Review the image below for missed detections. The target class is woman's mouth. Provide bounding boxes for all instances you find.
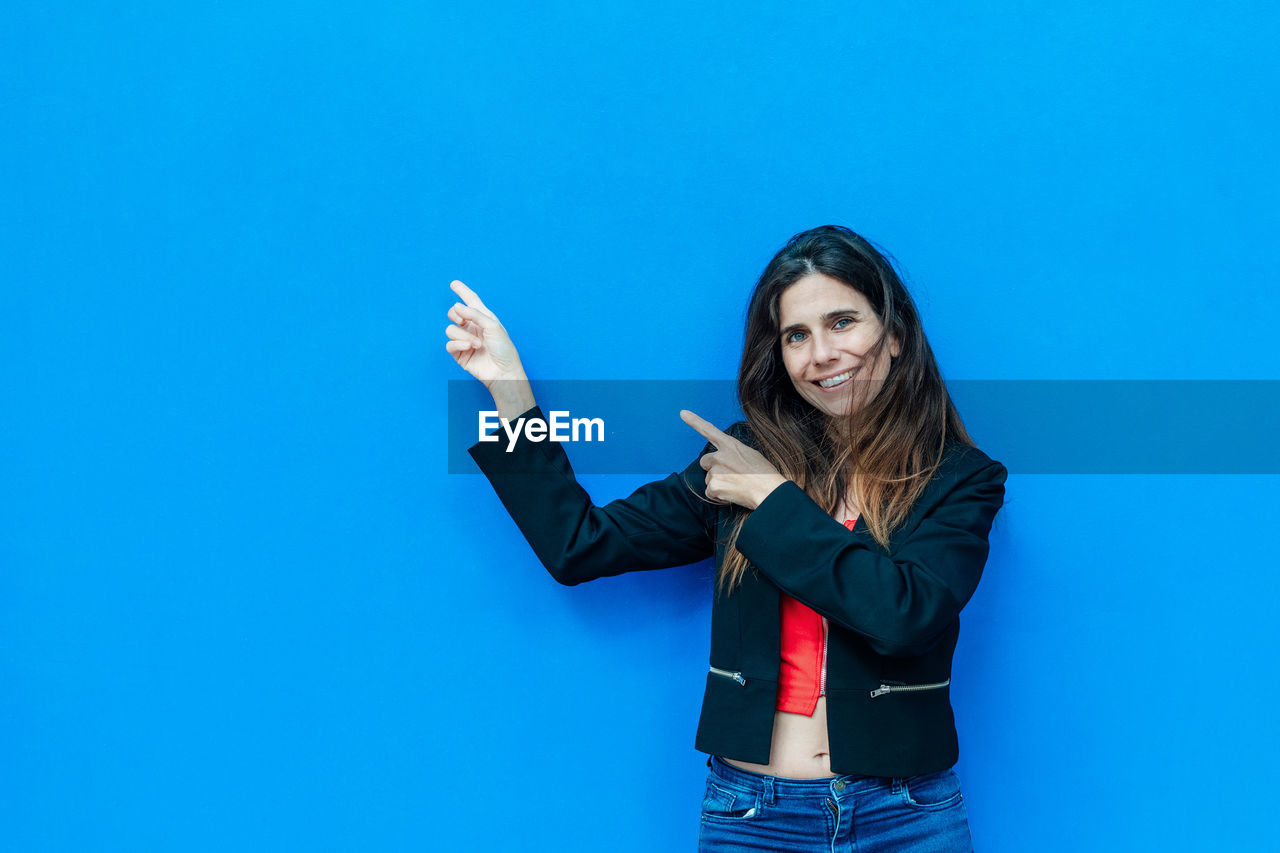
[813,368,856,391]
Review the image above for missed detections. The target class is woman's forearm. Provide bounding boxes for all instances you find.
[467,407,717,585]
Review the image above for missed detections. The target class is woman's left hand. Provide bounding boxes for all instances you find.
[680,410,790,510]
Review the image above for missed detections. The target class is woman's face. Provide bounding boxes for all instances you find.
[777,273,900,417]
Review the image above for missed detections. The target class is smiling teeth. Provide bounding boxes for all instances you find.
[817,369,855,388]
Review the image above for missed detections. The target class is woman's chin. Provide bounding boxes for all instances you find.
[804,391,855,418]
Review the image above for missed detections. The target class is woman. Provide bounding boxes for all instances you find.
[446,225,1007,851]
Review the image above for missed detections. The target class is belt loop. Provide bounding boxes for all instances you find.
[706,755,713,769]
[762,774,775,806]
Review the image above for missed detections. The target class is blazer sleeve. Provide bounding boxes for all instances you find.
[734,452,1008,657]
[467,405,717,586]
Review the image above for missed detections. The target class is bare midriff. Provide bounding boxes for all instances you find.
[723,501,859,780]
[723,698,837,778]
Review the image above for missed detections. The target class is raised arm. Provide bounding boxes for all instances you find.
[447,281,716,585]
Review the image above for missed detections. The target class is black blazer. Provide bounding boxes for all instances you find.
[469,405,1008,777]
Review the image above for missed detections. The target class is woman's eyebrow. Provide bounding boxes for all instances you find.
[780,308,861,337]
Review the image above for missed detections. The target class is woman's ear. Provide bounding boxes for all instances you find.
[889,333,901,359]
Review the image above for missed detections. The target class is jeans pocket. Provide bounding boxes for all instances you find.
[701,780,762,821]
[899,768,964,811]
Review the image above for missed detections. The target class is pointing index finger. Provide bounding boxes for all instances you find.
[449,280,494,316]
[680,410,733,449]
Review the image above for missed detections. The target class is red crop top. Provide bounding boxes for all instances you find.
[775,517,857,715]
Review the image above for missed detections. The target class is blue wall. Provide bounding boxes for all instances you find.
[5,2,1279,850]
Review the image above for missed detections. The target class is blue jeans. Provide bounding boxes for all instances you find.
[697,755,974,852]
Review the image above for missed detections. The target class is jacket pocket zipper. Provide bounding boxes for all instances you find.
[709,665,746,686]
[869,678,950,698]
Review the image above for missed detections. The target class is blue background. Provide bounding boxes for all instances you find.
[5,1,1280,850]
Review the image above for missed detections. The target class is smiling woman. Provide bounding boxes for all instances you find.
[777,273,901,417]
[446,225,1007,852]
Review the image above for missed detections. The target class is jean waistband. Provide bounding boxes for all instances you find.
[707,755,893,797]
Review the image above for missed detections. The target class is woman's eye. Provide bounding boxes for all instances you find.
[785,332,806,344]
[834,317,854,330]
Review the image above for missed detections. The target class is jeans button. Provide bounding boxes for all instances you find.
[833,780,846,792]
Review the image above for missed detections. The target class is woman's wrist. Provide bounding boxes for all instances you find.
[748,474,790,509]
[488,374,536,420]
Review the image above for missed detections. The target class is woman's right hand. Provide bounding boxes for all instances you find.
[446,280,536,417]
[445,280,527,387]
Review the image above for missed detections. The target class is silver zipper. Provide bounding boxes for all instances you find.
[870,678,950,698]
[819,616,828,696]
[709,665,746,686]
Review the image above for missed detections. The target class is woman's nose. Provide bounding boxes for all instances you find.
[811,334,838,364]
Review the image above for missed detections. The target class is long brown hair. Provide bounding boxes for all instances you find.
[713,225,975,596]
